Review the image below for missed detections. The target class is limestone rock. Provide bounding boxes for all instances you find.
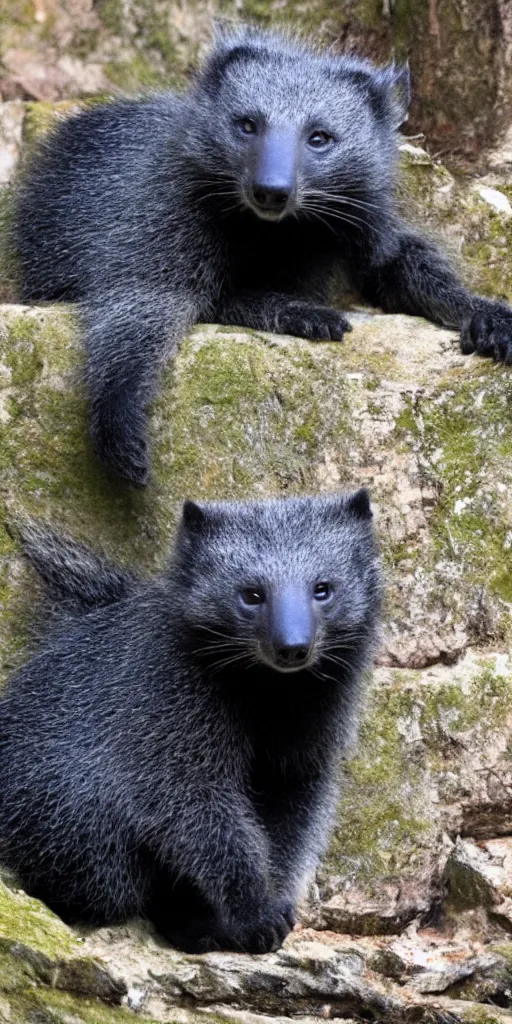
[0,102,24,186]
[5,886,512,1023]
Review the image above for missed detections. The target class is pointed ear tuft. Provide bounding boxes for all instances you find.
[182,500,208,534]
[380,61,411,127]
[346,488,372,520]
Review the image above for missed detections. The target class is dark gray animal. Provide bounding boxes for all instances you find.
[13,26,512,486]
[0,491,380,953]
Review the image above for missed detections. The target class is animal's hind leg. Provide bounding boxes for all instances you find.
[82,288,199,486]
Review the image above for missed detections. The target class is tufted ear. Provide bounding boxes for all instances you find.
[181,500,208,534]
[375,61,411,128]
[345,487,372,521]
[339,57,411,129]
[196,23,267,93]
[322,488,372,524]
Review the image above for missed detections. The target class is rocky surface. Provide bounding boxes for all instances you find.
[6,869,512,1023]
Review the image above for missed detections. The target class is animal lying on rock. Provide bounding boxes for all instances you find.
[13,26,512,486]
[0,491,381,954]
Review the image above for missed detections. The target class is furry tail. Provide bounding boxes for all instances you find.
[8,518,137,610]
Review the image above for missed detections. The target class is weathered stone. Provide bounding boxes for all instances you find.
[442,837,512,939]
[0,873,138,1022]
[316,652,512,932]
[399,143,512,301]
[0,101,24,186]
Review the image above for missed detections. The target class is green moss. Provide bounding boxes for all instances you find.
[0,184,17,303]
[153,329,356,504]
[394,399,419,438]
[422,375,512,614]
[4,987,160,1023]
[22,101,86,147]
[98,0,188,82]
[325,676,429,886]
[105,56,179,91]
[0,881,76,960]
[455,1008,512,1024]
[385,368,512,637]
[96,0,124,36]
[0,940,52,992]
[326,659,512,887]
[461,202,512,300]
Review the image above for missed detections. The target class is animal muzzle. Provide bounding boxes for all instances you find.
[262,585,316,672]
[246,128,298,220]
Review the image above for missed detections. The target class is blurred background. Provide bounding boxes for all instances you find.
[2,0,512,170]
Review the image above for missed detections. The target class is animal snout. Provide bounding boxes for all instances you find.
[275,642,312,668]
[251,184,291,213]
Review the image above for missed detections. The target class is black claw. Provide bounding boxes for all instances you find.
[277,302,350,343]
[461,303,512,364]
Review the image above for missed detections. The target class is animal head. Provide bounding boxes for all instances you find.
[188,25,409,225]
[172,490,381,676]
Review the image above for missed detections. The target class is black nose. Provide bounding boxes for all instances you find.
[276,643,311,667]
[252,185,291,212]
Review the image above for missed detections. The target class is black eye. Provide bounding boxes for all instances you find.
[308,130,333,149]
[241,587,265,606]
[314,582,332,602]
[237,118,258,135]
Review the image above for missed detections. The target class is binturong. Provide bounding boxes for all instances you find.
[13,26,512,487]
[0,490,381,954]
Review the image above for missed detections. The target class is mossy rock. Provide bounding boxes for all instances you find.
[399,145,512,300]
[0,871,154,1021]
[320,651,512,928]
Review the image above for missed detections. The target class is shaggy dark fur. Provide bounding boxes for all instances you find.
[15,25,507,485]
[0,491,380,954]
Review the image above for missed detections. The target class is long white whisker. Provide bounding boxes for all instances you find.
[323,653,353,671]
[303,209,337,234]
[311,666,340,685]
[304,190,382,212]
[302,204,368,232]
[303,202,370,228]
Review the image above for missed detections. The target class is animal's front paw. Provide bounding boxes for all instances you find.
[90,398,149,487]
[461,302,512,364]
[227,900,295,954]
[276,302,352,342]
[163,923,226,954]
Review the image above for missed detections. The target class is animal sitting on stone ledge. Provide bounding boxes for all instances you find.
[14,24,511,486]
[0,491,380,954]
